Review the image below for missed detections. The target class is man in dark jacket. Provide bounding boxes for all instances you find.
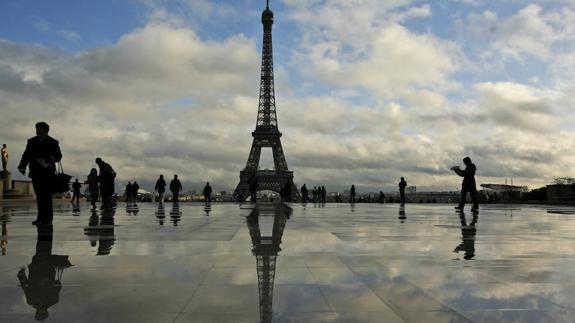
[95,157,116,208]
[170,174,182,203]
[155,175,167,204]
[18,122,62,225]
[203,182,212,204]
[452,156,479,211]
[399,177,407,205]
[71,179,81,204]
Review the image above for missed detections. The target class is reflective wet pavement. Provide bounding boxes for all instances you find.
[2,202,575,322]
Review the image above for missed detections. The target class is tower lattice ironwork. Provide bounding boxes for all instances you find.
[233,0,297,201]
[246,204,291,323]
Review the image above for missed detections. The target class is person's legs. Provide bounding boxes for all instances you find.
[457,189,467,209]
[470,189,478,210]
[400,191,405,205]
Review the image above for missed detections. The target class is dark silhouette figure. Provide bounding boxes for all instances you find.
[203,182,212,204]
[1,143,8,172]
[399,177,407,205]
[18,225,72,321]
[300,184,308,203]
[132,181,139,203]
[312,186,318,203]
[125,182,133,204]
[454,212,478,260]
[249,177,259,203]
[71,179,81,204]
[321,186,327,203]
[85,168,99,209]
[95,157,116,208]
[155,175,167,204]
[18,122,63,225]
[452,157,479,211]
[170,174,182,203]
[350,185,356,203]
[281,181,292,202]
[379,191,385,203]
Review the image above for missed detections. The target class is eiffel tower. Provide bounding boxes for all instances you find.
[246,204,290,323]
[233,0,297,201]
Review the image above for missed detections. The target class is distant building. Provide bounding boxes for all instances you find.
[480,184,528,202]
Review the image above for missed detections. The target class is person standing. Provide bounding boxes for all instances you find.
[452,156,479,211]
[399,177,407,205]
[71,179,81,204]
[300,184,308,203]
[95,158,116,208]
[249,177,259,203]
[18,122,62,225]
[203,182,212,204]
[86,168,99,209]
[125,182,133,204]
[1,144,8,172]
[154,175,167,204]
[321,186,327,203]
[170,174,182,203]
[350,184,356,203]
[132,181,139,203]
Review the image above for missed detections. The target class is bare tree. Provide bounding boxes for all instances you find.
[553,177,575,185]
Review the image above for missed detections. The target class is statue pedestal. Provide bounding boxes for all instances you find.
[0,171,10,191]
[0,171,34,200]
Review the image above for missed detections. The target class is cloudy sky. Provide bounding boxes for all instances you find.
[1,0,574,193]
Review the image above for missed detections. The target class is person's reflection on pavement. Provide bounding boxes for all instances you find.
[170,202,181,226]
[155,203,166,226]
[1,208,9,256]
[97,207,116,255]
[204,204,211,217]
[453,211,478,260]
[17,225,72,321]
[398,205,406,222]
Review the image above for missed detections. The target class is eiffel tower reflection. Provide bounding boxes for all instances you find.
[246,204,291,323]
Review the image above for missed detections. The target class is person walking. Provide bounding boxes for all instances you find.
[452,156,479,211]
[203,182,212,204]
[132,181,139,203]
[399,177,407,205]
[71,179,81,204]
[350,185,356,203]
[170,174,182,203]
[18,122,62,225]
[249,177,259,203]
[125,182,133,204]
[154,175,167,204]
[321,186,326,203]
[300,184,308,203]
[86,168,99,209]
[95,157,116,208]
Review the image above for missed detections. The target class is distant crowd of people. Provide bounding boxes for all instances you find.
[13,121,480,225]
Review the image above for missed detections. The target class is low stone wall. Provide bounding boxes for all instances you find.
[547,184,575,204]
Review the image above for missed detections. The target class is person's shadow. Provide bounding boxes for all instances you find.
[156,203,166,225]
[17,225,72,321]
[453,212,478,260]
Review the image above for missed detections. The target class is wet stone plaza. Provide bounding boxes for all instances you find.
[2,202,575,323]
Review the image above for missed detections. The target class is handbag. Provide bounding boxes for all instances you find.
[52,162,72,193]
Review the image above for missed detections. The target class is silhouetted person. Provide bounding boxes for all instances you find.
[321,186,326,203]
[70,179,81,204]
[350,185,356,203]
[18,225,72,321]
[203,182,212,203]
[398,177,407,205]
[282,181,292,202]
[18,122,62,225]
[452,156,478,211]
[155,174,167,204]
[95,158,116,208]
[300,184,308,203]
[454,212,478,260]
[1,143,8,172]
[125,182,133,204]
[132,181,139,203]
[312,186,318,203]
[85,168,99,209]
[249,177,259,203]
[170,174,182,203]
